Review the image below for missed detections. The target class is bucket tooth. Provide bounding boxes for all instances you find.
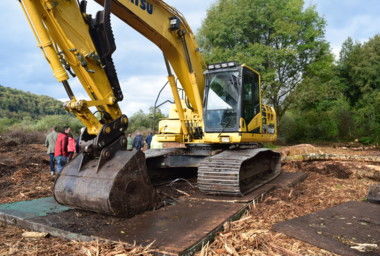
[54,150,156,217]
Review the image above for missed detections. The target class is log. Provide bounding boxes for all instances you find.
[283,153,380,163]
[22,232,49,238]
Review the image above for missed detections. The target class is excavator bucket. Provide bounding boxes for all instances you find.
[54,150,156,217]
[198,149,281,196]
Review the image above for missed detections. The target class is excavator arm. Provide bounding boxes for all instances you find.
[94,0,206,114]
[96,0,208,139]
[19,0,126,136]
[19,0,206,141]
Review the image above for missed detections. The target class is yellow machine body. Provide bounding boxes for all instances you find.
[19,0,280,216]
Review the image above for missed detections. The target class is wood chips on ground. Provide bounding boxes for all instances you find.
[0,138,379,256]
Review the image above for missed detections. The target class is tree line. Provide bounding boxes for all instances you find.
[0,85,81,134]
[0,84,165,136]
[0,85,66,119]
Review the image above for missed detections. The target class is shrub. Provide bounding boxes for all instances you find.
[0,118,17,133]
[31,115,82,134]
[279,110,340,144]
[0,115,83,145]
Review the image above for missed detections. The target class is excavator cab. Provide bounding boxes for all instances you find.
[204,62,261,133]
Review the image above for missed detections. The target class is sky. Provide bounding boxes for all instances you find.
[0,0,379,116]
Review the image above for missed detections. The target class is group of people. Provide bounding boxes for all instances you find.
[127,132,154,151]
[45,129,156,175]
[45,126,78,176]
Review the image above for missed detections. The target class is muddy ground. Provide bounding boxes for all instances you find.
[0,138,379,256]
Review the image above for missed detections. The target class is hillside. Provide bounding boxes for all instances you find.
[0,85,66,119]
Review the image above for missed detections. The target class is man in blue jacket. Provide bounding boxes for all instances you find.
[132,132,144,151]
[145,132,153,149]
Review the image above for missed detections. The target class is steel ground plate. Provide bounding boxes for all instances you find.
[273,201,380,256]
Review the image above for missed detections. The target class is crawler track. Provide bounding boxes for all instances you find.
[197,148,281,196]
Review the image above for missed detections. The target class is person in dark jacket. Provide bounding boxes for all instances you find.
[132,132,144,151]
[145,132,153,149]
[54,126,70,174]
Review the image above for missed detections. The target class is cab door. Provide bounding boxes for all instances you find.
[240,67,261,132]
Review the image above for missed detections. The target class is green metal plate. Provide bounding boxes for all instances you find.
[0,197,70,219]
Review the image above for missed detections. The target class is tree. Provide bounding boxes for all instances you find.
[338,35,380,143]
[336,38,362,105]
[128,107,166,133]
[282,35,380,144]
[338,36,380,106]
[197,0,329,119]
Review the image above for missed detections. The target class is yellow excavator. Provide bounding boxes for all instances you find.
[19,0,280,217]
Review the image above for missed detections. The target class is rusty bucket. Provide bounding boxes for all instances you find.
[54,150,156,217]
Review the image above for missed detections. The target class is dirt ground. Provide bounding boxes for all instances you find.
[0,139,379,256]
[0,141,52,204]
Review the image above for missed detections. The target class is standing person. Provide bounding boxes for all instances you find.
[54,126,70,174]
[67,134,76,160]
[145,132,153,149]
[126,133,133,150]
[45,127,58,176]
[132,132,144,151]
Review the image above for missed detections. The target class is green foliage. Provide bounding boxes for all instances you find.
[0,85,83,135]
[198,0,379,144]
[30,115,82,134]
[280,109,340,144]
[0,118,18,133]
[281,35,380,144]
[337,36,380,144]
[0,84,166,137]
[0,85,66,119]
[353,90,380,144]
[338,36,380,106]
[198,0,329,118]
[0,115,82,135]
[128,107,166,133]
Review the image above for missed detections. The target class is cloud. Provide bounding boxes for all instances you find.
[59,75,173,116]
[305,0,380,58]
[119,75,172,115]
[328,14,380,58]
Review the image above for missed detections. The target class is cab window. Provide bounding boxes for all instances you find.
[205,71,240,131]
